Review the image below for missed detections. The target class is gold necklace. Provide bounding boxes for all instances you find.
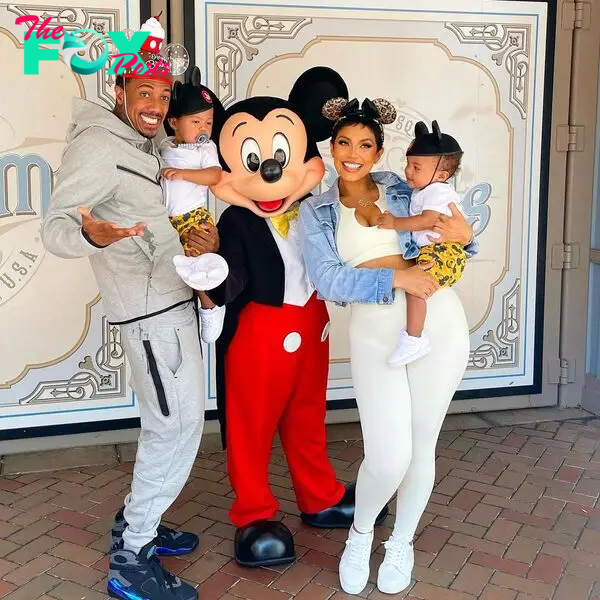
[357,198,377,208]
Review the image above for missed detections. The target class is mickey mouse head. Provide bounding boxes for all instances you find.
[210,67,348,218]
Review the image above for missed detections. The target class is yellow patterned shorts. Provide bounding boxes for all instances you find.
[416,242,467,288]
[169,206,215,254]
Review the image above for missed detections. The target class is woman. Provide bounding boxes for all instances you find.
[298,98,477,595]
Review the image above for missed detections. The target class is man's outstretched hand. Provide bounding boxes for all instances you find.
[78,207,145,247]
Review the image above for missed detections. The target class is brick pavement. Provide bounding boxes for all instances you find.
[1,417,600,599]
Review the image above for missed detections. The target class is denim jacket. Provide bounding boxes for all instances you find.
[298,171,479,306]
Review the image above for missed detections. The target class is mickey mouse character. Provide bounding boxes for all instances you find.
[205,67,387,567]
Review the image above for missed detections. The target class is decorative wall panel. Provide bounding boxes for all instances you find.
[197,0,550,399]
[0,0,144,430]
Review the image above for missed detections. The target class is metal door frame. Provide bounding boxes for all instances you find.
[579,1,600,414]
[558,0,600,409]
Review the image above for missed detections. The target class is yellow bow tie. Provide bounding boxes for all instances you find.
[270,204,300,238]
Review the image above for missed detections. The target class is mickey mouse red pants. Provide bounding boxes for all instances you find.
[225,293,345,528]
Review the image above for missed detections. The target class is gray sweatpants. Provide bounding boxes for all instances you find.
[119,302,205,554]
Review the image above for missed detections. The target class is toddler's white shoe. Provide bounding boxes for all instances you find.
[200,305,226,343]
[387,330,431,367]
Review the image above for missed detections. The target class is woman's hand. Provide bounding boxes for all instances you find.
[184,224,220,256]
[428,203,473,246]
[393,263,439,300]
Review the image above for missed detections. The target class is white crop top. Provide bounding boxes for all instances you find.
[336,184,402,267]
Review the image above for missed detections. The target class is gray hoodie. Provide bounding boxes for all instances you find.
[42,98,192,324]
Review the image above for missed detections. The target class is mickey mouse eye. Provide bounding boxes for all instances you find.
[272,133,290,168]
[241,138,261,173]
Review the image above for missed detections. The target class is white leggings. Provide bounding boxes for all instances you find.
[350,288,469,536]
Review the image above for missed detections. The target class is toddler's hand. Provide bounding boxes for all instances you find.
[377,211,396,230]
[161,168,185,180]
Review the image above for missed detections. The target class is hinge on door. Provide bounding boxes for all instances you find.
[551,242,581,269]
[562,1,592,30]
[548,358,576,385]
[556,125,585,152]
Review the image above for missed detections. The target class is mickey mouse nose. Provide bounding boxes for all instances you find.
[260,159,283,183]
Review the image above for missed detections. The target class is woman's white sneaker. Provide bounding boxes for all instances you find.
[339,527,374,595]
[377,534,414,594]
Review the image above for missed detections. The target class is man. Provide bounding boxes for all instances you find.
[42,17,215,600]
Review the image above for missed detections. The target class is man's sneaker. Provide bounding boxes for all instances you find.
[339,527,374,595]
[387,331,431,367]
[109,508,199,556]
[108,541,197,600]
[377,533,414,594]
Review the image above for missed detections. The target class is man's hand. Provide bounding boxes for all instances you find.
[185,224,220,256]
[78,207,145,247]
[377,211,397,230]
[160,168,185,181]
[428,203,473,245]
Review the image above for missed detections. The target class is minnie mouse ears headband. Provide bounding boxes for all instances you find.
[322,97,397,126]
[406,120,462,156]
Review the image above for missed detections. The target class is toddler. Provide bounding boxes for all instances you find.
[378,120,467,366]
[160,67,228,343]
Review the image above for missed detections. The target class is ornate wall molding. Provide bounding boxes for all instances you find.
[213,14,312,106]
[468,279,520,369]
[445,23,530,119]
[19,317,126,405]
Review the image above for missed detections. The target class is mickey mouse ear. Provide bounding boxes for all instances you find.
[289,66,349,142]
[189,66,202,87]
[171,80,182,103]
[414,121,429,137]
[432,120,443,144]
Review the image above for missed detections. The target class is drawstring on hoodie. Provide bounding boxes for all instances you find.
[123,86,136,132]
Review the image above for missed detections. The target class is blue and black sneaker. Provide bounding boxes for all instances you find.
[109,507,199,556]
[108,541,197,600]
